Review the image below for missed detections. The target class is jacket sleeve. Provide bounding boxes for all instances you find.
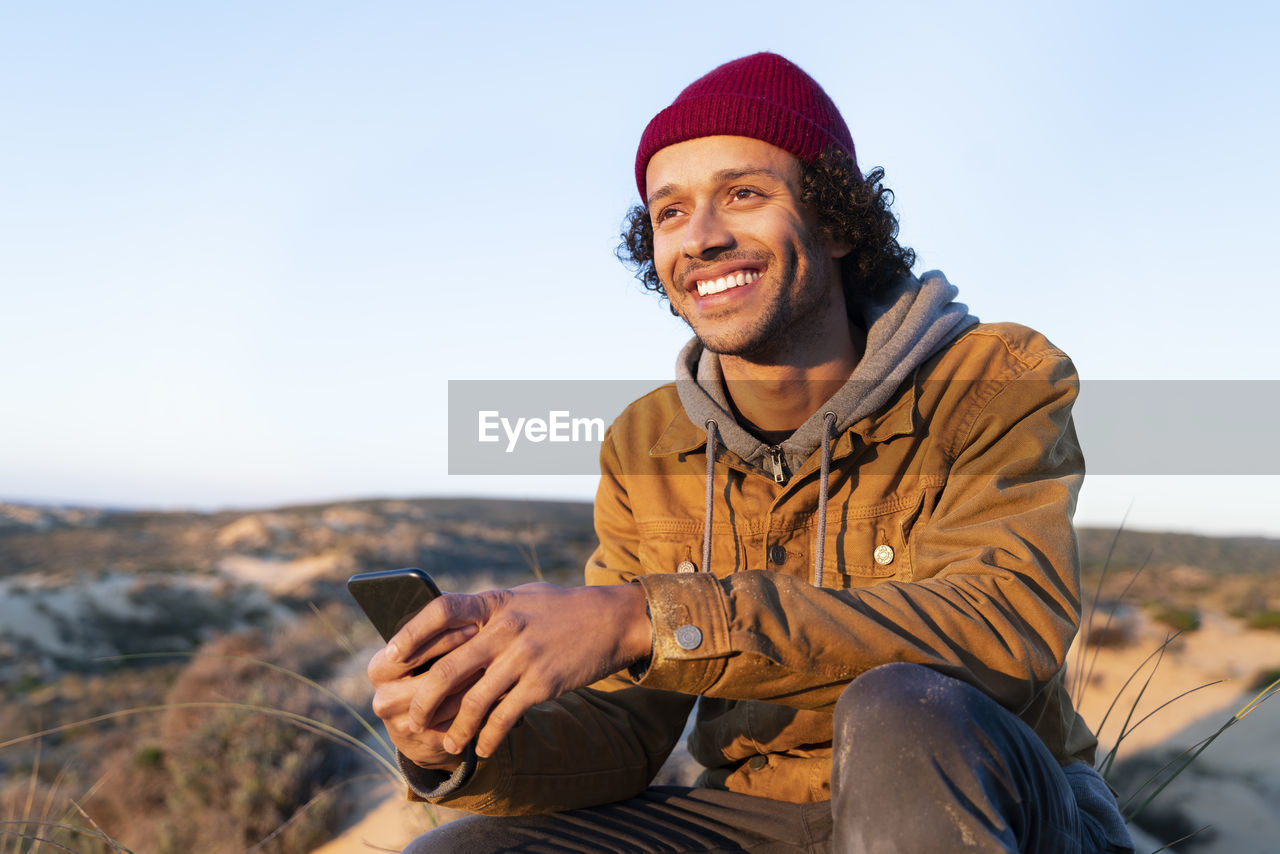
[407,431,697,816]
[633,347,1085,718]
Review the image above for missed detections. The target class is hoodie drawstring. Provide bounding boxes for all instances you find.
[812,411,837,589]
[702,419,719,574]
[700,413,837,588]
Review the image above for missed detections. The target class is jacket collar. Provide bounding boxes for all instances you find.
[650,373,918,459]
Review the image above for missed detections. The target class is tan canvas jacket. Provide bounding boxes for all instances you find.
[419,322,1098,815]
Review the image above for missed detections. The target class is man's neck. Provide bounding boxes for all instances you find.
[720,324,863,433]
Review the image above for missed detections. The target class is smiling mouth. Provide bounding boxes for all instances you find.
[695,270,761,297]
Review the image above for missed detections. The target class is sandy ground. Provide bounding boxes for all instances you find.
[1073,608,1280,757]
[1073,608,1280,854]
[217,552,351,596]
[311,779,464,854]
[312,608,1280,853]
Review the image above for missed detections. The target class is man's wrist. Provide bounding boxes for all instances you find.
[409,754,464,773]
[613,582,653,665]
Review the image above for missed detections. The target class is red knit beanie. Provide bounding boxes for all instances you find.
[635,52,856,201]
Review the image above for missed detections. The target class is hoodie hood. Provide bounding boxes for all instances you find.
[676,270,978,479]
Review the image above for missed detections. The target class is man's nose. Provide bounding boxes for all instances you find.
[682,205,734,258]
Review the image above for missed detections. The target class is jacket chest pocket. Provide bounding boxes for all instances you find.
[637,520,748,577]
[819,491,925,589]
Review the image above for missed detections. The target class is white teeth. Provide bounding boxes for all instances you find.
[696,270,759,297]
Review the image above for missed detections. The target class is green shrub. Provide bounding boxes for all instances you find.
[134,744,164,767]
[1248,667,1280,694]
[1246,611,1280,631]
[12,672,42,694]
[1151,605,1200,632]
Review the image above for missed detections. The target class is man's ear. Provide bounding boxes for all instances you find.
[828,239,853,260]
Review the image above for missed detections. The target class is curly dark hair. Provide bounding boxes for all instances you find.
[617,147,915,317]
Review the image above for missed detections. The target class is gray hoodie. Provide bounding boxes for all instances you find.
[675,269,979,481]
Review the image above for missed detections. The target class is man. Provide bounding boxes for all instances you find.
[369,53,1133,852]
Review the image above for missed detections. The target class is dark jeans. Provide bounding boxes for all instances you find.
[405,663,1114,853]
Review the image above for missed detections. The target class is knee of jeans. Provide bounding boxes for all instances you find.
[402,814,489,853]
[835,663,969,741]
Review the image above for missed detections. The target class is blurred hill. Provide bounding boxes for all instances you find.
[0,497,596,583]
[1077,525,1280,577]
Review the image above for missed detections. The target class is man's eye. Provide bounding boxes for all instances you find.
[731,187,760,201]
[654,207,680,224]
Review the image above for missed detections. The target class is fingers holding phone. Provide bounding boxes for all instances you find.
[350,568,478,770]
[369,665,479,771]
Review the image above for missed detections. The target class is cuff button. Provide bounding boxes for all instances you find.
[675,624,703,650]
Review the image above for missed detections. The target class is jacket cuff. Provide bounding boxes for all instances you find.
[634,572,730,693]
[398,743,477,801]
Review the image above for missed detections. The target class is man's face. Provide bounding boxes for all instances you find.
[645,135,849,363]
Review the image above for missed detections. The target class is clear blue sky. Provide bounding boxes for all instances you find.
[2,2,1277,536]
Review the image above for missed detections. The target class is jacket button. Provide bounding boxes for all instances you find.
[675,624,703,650]
[748,755,768,770]
[676,560,697,573]
[873,544,895,566]
[768,544,787,565]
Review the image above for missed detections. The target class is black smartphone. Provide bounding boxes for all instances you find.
[347,567,443,644]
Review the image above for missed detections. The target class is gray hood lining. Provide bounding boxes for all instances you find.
[676,270,978,479]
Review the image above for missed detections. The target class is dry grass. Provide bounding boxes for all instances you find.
[0,605,415,853]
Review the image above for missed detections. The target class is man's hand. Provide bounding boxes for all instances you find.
[367,623,479,771]
[385,582,651,760]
